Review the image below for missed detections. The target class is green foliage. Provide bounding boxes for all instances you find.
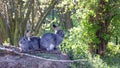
[68,0,120,54]
[60,26,108,68]
[61,34,120,68]
[106,42,120,57]
[69,0,101,45]
[60,26,89,60]
[60,0,120,67]
[101,43,120,68]
[0,0,57,45]
[87,55,109,68]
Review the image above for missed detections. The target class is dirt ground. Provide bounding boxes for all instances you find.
[0,45,71,68]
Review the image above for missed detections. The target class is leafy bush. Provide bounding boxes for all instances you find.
[60,26,120,68]
[106,42,120,57]
[86,55,109,68]
[101,43,120,68]
[60,26,107,68]
[60,26,89,60]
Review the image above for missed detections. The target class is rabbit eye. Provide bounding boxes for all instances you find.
[57,30,64,38]
[23,38,25,40]
[23,38,26,41]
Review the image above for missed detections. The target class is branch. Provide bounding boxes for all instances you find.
[0,46,87,63]
[21,0,33,36]
[34,0,57,35]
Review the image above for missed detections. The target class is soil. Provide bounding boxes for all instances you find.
[0,45,71,68]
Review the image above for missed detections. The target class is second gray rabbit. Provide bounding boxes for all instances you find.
[40,24,65,51]
[19,31,40,52]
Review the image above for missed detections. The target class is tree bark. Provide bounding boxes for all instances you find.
[89,0,112,55]
[59,10,73,29]
[115,36,118,45]
[64,11,73,29]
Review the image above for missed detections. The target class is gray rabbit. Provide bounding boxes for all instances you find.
[19,30,40,52]
[40,24,65,51]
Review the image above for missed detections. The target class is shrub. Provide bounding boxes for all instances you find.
[60,26,120,68]
[60,26,89,60]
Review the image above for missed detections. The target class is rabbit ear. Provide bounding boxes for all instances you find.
[26,22,30,31]
[25,22,31,39]
[25,30,31,40]
[52,24,60,31]
[53,24,57,28]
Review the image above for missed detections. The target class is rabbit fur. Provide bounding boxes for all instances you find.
[19,24,64,52]
[40,25,65,51]
[19,32,40,52]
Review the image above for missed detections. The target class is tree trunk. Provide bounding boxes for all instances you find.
[89,0,112,55]
[115,36,118,45]
[59,10,73,29]
[64,11,73,29]
[96,23,108,55]
[0,29,2,45]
